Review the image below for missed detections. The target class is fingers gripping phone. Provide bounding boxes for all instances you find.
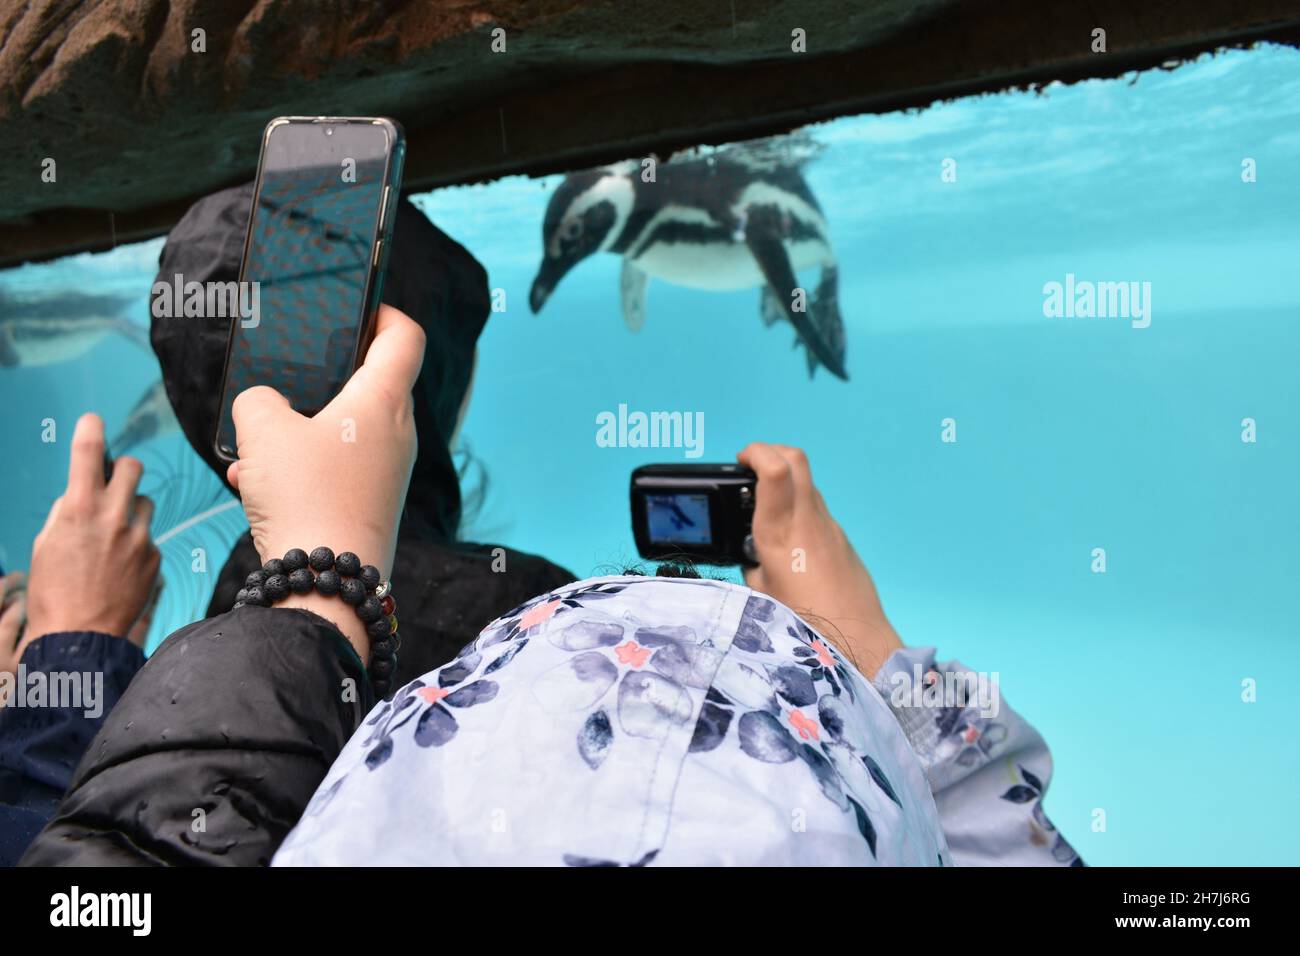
[214,117,405,461]
[631,464,759,566]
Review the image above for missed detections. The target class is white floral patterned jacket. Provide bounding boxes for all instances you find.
[274,575,1081,866]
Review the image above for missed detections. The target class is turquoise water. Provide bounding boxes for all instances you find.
[2,46,1297,866]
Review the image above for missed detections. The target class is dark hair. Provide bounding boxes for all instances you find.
[619,559,727,580]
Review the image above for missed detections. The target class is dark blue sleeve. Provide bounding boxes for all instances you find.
[0,631,144,866]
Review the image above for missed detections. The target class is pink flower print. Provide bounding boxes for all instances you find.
[417,687,450,705]
[614,640,651,668]
[519,599,562,630]
[811,637,835,667]
[789,709,820,741]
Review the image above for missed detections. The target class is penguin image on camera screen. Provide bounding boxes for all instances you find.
[528,134,848,379]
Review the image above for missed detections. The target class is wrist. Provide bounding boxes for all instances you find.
[236,545,399,697]
[20,614,124,652]
[279,592,371,660]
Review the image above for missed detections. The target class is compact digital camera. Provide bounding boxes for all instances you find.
[630,464,758,566]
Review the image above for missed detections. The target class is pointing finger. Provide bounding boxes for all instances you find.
[65,413,106,509]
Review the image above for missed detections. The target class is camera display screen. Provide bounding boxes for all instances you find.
[645,493,713,545]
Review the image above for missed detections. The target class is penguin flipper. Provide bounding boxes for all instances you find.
[620,259,649,332]
[0,324,18,368]
[113,317,152,353]
[744,212,848,380]
[760,287,785,327]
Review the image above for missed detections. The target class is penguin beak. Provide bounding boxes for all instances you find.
[529,257,567,313]
[528,274,551,313]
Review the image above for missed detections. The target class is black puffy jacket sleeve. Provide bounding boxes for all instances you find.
[20,605,373,866]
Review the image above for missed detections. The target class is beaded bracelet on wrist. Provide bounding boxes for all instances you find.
[233,547,400,698]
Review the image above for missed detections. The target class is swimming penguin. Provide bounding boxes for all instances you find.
[0,290,146,368]
[529,134,848,379]
[110,379,180,456]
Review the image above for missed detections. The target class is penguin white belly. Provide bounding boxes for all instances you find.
[631,237,832,291]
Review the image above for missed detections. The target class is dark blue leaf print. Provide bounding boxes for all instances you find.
[818,694,848,744]
[444,679,499,708]
[822,667,841,697]
[481,626,516,648]
[563,583,626,603]
[484,639,528,674]
[735,596,775,653]
[689,702,734,753]
[439,653,481,687]
[767,664,818,707]
[799,743,847,810]
[304,778,343,817]
[791,645,815,658]
[847,795,877,857]
[979,723,1008,753]
[936,706,962,739]
[862,754,902,807]
[715,660,779,713]
[737,710,798,763]
[533,651,618,712]
[633,625,695,646]
[549,619,624,650]
[1001,784,1038,803]
[365,736,393,769]
[414,703,458,747]
[734,626,773,653]
[705,686,732,707]
[651,641,723,689]
[364,687,423,744]
[365,679,424,726]
[1051,833,1078,864]
[743,594,776,622]
[1019,765,1044,794]
[562,848,657,867]
[578,709,614,769]
[787,621,819,648]
[834,664,856,702]
[365,701,391,727]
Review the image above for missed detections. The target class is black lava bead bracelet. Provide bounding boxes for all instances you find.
[234,547,400,698]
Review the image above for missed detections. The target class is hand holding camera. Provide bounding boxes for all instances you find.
[632,443,902,678]
[735,442,901,677]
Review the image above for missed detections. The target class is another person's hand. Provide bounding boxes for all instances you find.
[23,414,160,650]
[1,572,28,704]
[226,305,425,655]
[736,442,902,677]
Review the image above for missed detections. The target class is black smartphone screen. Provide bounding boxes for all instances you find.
[215,119,397,458]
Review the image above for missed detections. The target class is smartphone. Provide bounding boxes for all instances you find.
[214,116,405,461]
[631,464,758,566]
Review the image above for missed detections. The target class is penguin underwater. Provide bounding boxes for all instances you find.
[529,135,848,379]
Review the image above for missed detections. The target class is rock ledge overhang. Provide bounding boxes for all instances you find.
[1,0,1298,267]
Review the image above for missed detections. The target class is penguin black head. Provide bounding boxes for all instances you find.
[530,166,634,312]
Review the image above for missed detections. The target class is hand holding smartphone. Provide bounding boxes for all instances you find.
[215,117,405,461]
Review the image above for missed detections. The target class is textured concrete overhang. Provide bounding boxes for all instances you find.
[2,0,1299,267]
